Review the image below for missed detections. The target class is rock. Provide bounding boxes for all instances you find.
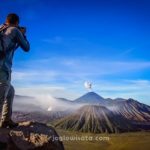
[0,121,64,150]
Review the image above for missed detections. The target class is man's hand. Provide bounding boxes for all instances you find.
[19,27,26,34]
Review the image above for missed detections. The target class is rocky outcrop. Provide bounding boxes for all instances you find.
[0,121,64,150]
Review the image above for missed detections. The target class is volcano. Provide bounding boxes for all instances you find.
[54,105,137,133]
[54,93,150,133]
[74,92,107,105]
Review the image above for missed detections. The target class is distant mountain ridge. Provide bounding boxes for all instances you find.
[54,92,150,133]
[15,95,35,99]
[108,98,150,122]
[13,92,150,133]
[56,92,143,105]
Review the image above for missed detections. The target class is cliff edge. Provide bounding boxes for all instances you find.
[0,121,64,150]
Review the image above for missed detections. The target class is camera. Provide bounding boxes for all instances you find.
[18,26,26,30]
[18,26,26,34]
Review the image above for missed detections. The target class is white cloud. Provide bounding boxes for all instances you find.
[14,57,150,76]
[118,48,135,57]
[94,79,150,104]
[63,60,150,75]
[12,70,59,83]
[11,57,150,105]
[42,36,63,44]
[13,78,150,105]
[15,85,79,100]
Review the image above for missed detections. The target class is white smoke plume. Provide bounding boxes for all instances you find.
[14,94,82,113]
[84,81,92,91]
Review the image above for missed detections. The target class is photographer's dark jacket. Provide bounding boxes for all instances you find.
[0,25,30,72]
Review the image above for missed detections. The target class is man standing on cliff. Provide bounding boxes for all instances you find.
[0,13,30,128]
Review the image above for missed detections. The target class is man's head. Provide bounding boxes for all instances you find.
[6,13,19,26]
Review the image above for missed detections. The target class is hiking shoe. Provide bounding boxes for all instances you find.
[0,119,18,128]
[0,121,9,128]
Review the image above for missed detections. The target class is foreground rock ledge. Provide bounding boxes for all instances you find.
[0,121,64,150]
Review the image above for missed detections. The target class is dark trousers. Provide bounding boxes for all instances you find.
[0,70,15,123]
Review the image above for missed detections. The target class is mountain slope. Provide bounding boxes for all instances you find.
[54,105,136,133]
[108,99,150,123]
[13,110,70,123]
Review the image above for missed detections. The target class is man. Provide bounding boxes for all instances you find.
[0,13,30,128]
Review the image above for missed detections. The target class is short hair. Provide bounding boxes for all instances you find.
[6,13,19,24]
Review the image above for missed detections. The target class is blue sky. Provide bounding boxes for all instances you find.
[0,0,150,104]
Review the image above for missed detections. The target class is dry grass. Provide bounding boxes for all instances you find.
[56,130,150,150]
